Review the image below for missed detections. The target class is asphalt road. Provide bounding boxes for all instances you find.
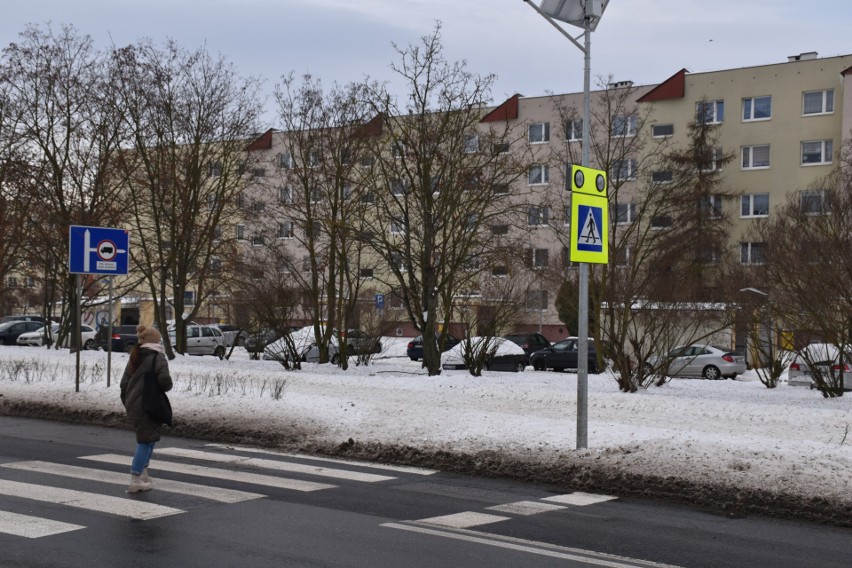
[0,417,850,567]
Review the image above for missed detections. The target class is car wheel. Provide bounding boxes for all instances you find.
[410,357,418,362]
[515,361,525,372]
[532,360,545,371]
[589,361,598,374]
[702,365,721,380]
[84,339,94,350]
[214,346,225,360]
[331,353,341,365]
[553,367,564,372]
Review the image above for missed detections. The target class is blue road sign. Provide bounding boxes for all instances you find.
[68,225,130,275]
[375,293,385,310]
[576,204,604,253]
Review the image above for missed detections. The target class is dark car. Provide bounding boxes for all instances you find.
[94,325,139,352]
[503,332,552,365]
[530,337,603,373]
[340,329,382,355]
[407,333,461,361]
[0,320,44,345]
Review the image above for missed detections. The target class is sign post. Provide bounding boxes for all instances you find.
[68,226,130,391]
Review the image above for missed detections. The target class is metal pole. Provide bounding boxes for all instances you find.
[576,16,592,450]
[75,274,81,393]
[107,277,113,387]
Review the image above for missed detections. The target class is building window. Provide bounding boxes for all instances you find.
[614,246,631,266]
[251,235,265,246]
[279,186,293,204]
[742,144,770,169]
[236,225,245,240]
[650,215,672,229]
[651,123,674,138]
[700,194,723,219]
[800,190,827,215]
[208,161,222,177]
[390,178,406,196]
[278,152,293,169]
[390,218,406,235]
[532,248,549,269]
[565,118,583,141]
[390,251,405,273]
[697,247,720,265]
[464,213,479,232]
[615,202,636,224]
[528,122,550,144]
[463,133,479,154]
[803,89,834,115]
[528,164,549,185]
[278,221,295,239]
[562,247,577,270]
[391,141,407,158]
[307,151,320,168]
[526,289,548,311]
[699,147,722,172]
[741,193,770,217]
[528,206,550,227]
[359,268,374,278]
[6,276,17,288]
[741,242,767,265]
[491,224,509,235]
[492,142,510,155]
[492,266,508,277]
[611,114,637,137]
[742,96,772,121]
[651,170,673,183]
[251,168,266,178]
[801,140,833,165]
[493,183,509,195]
[612,159,637,181]
[696,100,724,124]
[207,194,219,210]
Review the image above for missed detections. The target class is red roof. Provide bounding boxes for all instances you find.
[637,69,687,103]
[481,94,521,122]
[246,129,274,151]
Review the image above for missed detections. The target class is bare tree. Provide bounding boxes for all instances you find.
[359,23,525,376]
[268,74,376,368]
[109,39,263,357]
[1,23,128,347]
[756,159,852,397]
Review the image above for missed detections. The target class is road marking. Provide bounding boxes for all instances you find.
[416,511,509,529]
[2,461,264,504]
[486,500,567,516]
[80,454,335,492]
[205,443,437,475]
[156,447,396,483]
[543,492,618,506]
[0,479,182,520]
[383,522,684,567]
[0,510,84,538]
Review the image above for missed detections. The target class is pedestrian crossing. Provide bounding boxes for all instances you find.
[0,443,618,541]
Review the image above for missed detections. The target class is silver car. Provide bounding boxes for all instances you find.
[788,343,852,387]
[169,324,226,359]
[648,344,746,380]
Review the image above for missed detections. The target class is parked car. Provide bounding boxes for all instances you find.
[211,324,244,348]
[646,344,746,380]
[169,324,226,359]
[263,326,320,362]
[442,337,527,372]
[16,323,96,349]
[788,343,852,388]
[245,329,283,353]
[530,337,603,373]
[503,332,551,365]
[406,333,461,361]
[340,328,382,355]
[94,324,140,352]
[1,315,48,324]
[0,320,45,345]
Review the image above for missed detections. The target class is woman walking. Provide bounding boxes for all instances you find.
[120,324,172,493]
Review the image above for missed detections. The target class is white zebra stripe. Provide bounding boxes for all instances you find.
[0,510,84,538]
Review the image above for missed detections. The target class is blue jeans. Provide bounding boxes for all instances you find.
[131,441,156,475]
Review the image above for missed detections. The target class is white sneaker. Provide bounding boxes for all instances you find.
[140,468,153,484]
[127,474,152,493]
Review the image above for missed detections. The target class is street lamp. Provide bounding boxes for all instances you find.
[523,0,610,449]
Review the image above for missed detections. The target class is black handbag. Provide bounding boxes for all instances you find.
[141,355,172,426]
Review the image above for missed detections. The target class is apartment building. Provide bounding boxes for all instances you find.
[223,51,852,341]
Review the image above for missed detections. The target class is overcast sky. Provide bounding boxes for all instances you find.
[3,0,852,124]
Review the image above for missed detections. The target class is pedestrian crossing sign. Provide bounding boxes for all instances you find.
[570,191,609,264]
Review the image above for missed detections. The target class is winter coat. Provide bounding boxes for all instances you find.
[120,347,173,443]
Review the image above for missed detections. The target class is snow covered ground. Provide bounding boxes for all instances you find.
[1,338,850,523]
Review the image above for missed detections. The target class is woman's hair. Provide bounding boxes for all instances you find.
[128,343,142,373]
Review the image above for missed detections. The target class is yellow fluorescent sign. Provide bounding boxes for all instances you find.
[570,192,609,264]
[570,165,608,197]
